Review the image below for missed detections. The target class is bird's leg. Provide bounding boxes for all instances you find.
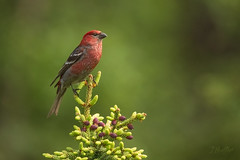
[71,84,79,97]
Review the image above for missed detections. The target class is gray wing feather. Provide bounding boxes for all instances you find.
[50,46,85,86]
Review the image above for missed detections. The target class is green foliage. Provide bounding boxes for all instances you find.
[43,72,147,160]
[2,1,240,159]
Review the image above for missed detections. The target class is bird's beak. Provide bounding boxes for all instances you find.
[99,32,107,39]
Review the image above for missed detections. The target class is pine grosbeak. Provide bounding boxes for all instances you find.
[48,30,107,117]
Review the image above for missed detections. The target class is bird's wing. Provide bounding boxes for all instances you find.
[50,46,86,86]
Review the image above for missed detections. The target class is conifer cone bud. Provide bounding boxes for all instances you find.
[81,127,87,132]
[111,120,117,125]
[119,116,126,121]
[109,133,117,138]
[90,125,98,130]
[93,118,99,124]
[83,121,90,126]
[127,124,134,130]
[126,135,133,140]
[98,132,105,137]
[98,122,105,127]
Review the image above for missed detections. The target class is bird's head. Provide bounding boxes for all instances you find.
[80,30,107,46]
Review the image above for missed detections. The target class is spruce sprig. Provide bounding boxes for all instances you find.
[43,71,147,160]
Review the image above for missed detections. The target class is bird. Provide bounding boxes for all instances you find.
[48,30,107,117]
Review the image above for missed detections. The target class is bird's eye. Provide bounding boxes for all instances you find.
[93,33,98,36]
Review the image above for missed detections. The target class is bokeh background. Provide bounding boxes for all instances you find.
[1,0,240,159]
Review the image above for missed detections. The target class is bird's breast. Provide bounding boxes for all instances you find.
[70,45,102,75]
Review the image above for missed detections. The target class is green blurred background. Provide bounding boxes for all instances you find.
[1,0,240,159]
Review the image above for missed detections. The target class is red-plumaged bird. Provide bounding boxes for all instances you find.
[48,30,107,117]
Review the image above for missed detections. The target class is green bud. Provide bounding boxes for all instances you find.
[104,128,110,135]
[121,155,126,160]
[42,153,53,158]
[125,132,132,136]
[82,147,89,152]
[140,154,147,158]
[140,116,146,120]
[66,147,73,152]
[136,113,146,120]
[75,116,80,121]
[110,112,115,118]
[111,141,115,148]
[132,152,138,157]
[80,114,86,122]
[124,148,133,153]
[123,126,128,130]
[67,152,74,157]
[98,116,104,121]
[62,150,67,154]
[138,149,144,153]
[69,131,74,136]
[119,142,124,149]
[53,151,62,156]
[101,139,110,145]
[115,150,121,155]
[116,137,122,141]
[95,71,101,85]
[75,106,81,115]
[81,137,90,145]
[106,145,112,150]
[73,125,80,130]
[126,154,132,158]
[81,152,86,156]
[106,120,112,126]
[116,129,124,136]
[106,150,112,155]
[82,158,88,160]
[131,147,137,151]
[114,105,118,109]
[79,142,83,150]
[75,157,81,160]
[89,149,94,155]
[131,112,137,119]
[74,95,85,106]
[92,113,100,118]
[136,113,143,119]
[106,116,114,121]
[76,136,82,140]
[72,130,81,136]
[59,154,67,159]
[90,95,98,106]
[110,107,116,112]
[95,141,101,145]
[87,115,92,121]
[134,155,141,160]
[77,81,86,90]
[96,126,103,132]
[73,151,78,155]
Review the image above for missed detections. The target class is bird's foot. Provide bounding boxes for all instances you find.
[71,84,80,97]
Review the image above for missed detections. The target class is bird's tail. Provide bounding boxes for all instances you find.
[48,85,67,118]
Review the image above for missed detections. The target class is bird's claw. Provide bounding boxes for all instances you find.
[73,89,80,97]
[71,84,80,97]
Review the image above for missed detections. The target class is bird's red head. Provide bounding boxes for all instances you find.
[80,30,107,46]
